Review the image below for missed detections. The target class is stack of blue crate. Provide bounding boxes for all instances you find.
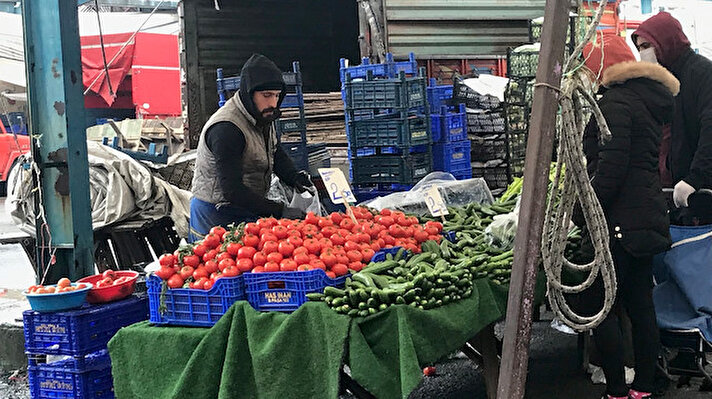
[23,295,148,399]
[340,53,433,202]
[427,79,472,180]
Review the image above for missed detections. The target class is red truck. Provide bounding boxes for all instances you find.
[0,122,30,194]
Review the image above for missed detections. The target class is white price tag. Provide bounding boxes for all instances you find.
[424,186,449,217]
[318,168,357,204]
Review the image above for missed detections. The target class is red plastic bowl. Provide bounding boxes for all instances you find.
[78,271,139,304]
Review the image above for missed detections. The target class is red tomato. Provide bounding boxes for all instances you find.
[218,258,235,271]
[294,253,311,265]
[154,266,175,280]
[222,265,239,277]
[297,265,312,271]
[344,241,360,252]
[346,250,363,263]
[287,235,303,247]
[159,254,176,267]
[252,252,267,267]
[403,226,415,238]
[203,249,218,263]
[242,234,260,248]
[304,212,319,225]
[194,277,209,290]
[210,272,221,280]
[236,258,253,272]
[280,259,298,272]
[264,262,280,272]
[183,255,200,268]
[193,266,209,279]
[96,277,114,288]
[377,215,395,227]
[396,214,410,226]
[272,225,289,240]
[260,232,279,244]
[192,244,207,259]
[425,226,439,236]
[217,252,233,262]
[210,226,227,240]
[278,241,295,257]
[259,228,271,237]
[380,208,392,216]
[303,238,321,255]
[320,252,337,267]
[329,233,346,245]
[252,266,266,273]
[302,224,319,236]
[293,246,309,256]
[329,212,343,225]
[318,238,333,250]
[426,221,444,233]
[318,218,334,229]
[340,218,355,230]
[102,270,116,281]
[179,266,194,280]
[348,262,364,272]
[332,264,349,276]
[262,240,279,254]
[278,219,292,227]
[414,229,429,243]
[320,226,338,238]
[203,280,214,290]
[325,271,337,279]
[167,274,184,289]
[203,234,221,249]
[337,254,350,265]
[310,259,326,270]
[226,242,242,257]
[266,252,283,264]
[238,246,257,260]
[370,242,381,252]
[245,222,260,235]
[361,248,375,262]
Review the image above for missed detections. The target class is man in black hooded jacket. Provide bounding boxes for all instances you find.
[189,54,312,241]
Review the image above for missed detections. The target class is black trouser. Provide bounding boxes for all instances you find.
[584,241,660,397]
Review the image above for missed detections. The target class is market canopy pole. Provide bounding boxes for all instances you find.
[496,0,571,397]
[22,0,94,283]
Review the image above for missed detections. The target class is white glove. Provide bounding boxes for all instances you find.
[673,180,696,208]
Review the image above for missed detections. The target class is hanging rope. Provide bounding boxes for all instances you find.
[540,0,618,331]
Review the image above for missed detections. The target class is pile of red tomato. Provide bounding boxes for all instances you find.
[153,207,443,290]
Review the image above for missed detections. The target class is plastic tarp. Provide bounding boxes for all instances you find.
[81,33,135,107]
[361,172,494,216]
[5,141,191,237]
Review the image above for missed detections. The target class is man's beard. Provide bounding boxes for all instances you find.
[259,107,281,123]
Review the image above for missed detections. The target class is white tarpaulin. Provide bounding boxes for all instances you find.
[5,141,191,237]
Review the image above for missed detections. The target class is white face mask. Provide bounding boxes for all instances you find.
[640,47,658,64]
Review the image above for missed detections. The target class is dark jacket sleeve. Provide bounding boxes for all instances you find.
[273,143,300,187]
[686,73,712,189]
[590,99,633,209]
[206,122,284,217]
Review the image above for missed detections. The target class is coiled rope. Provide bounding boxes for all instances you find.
[540,0,618,331]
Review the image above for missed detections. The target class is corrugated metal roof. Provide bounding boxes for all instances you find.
[384,0,546,58]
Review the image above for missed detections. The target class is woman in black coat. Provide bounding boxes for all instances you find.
[578,34,679,399]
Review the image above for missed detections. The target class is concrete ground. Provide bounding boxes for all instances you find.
[0,198,710,398]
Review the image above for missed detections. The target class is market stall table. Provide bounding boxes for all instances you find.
[108,279,508,399]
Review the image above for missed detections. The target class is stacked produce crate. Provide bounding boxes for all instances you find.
[452,77,508,194]
[427,79,471,179]
[23,296,148,398]
[340,54,432,200]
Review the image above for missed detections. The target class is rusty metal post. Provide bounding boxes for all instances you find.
[496,0,571,397]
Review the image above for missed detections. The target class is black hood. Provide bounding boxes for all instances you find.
[238,54,286,125]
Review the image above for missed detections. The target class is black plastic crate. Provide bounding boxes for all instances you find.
[471,134,508,162]
[351,152,432,185]
[504,78,535,106]
[468,111,506,135]
[472,161,510,190]
[348,113,430,148]
[508,46,540,78]
[508,130,528,161]
[505,104,530,132]
[452,80,501,110]
[343,72,427,110]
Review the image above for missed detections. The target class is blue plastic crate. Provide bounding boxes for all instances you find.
[23,295,148,357]
[427,79,454,112]
[348,113,430,148]
[431,104,467,143]
[27,349,111,373]
[353,183,412,202]
[351,152,432,186]
[433,140,471,175]
[343,74,427,110]
[245,269,347,312]
[28,350,113,399]
[353,144,429,158]
[147,274,245,327]
[339,53,417,83]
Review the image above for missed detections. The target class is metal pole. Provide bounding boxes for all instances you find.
[496,0,570,398]
[23,0,94,283]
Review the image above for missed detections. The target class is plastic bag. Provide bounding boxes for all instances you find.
[484,198,521,250]
[361,172,494,215]
[289,191,323,215]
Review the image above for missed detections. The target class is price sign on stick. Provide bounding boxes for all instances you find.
[424,186,449,219]
[318,168,359,223]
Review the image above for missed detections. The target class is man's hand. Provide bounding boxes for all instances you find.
[294,170,316,195]
[673,180,696,208]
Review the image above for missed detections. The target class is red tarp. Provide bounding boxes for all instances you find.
[81,33,135,107]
